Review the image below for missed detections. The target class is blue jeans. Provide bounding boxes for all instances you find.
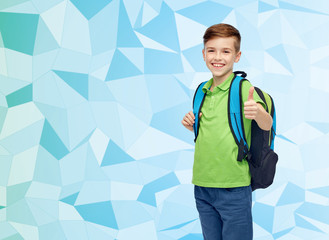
[194,185,253,240]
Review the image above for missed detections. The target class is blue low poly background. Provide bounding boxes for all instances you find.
[1,0,329,239]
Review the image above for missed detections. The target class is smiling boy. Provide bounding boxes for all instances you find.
[181,24,273,240]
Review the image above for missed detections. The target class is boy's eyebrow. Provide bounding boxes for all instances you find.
[205,46,233,50]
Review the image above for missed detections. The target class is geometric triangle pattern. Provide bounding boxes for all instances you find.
[101,140,135,166]
[53,70,89,99]
[1,0,329,239]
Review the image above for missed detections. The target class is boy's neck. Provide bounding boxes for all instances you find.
[212,71,233,89]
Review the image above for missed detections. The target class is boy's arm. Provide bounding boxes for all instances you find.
[244,87,273,131]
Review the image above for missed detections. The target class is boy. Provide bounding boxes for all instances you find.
[181,23,273,240]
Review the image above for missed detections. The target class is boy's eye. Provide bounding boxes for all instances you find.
[208,50,214,52]
[224,50,230,53]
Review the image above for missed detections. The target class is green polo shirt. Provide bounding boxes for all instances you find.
[192,73,264,188]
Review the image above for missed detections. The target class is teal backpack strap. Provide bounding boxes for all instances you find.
[228,71,249,161]
[269,96,276,150]
[192,81,207,142]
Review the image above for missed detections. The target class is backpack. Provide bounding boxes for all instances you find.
[192,71,278,191]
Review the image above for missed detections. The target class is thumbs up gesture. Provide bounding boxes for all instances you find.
[244,86,259,120]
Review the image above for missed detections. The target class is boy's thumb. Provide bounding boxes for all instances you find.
[248,86,254,101]
[199,112,202,118]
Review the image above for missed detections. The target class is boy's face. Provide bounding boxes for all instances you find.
[202,37,241,81]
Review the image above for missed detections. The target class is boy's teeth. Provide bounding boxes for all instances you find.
[213,64,222,67]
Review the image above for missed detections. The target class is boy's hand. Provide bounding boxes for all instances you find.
[182,111,202,132]
[244,87,259,120]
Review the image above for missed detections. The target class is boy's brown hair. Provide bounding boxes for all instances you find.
[203,23,241,52]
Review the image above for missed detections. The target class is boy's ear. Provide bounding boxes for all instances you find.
[202,48,205,61]
[234,51,241,63]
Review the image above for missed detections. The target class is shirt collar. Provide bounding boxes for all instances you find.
[202,73,235,93]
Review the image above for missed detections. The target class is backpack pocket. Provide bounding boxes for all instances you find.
[250,148,278,191]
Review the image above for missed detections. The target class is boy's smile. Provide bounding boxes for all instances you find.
[212,63,225,68]
[202,37,241,86]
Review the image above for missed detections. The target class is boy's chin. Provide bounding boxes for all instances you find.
[212,70,229,77]
[211,70,233,79]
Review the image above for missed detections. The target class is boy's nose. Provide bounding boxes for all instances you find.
[214,52,222,60]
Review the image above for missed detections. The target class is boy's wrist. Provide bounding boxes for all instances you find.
[255,104,272,131]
